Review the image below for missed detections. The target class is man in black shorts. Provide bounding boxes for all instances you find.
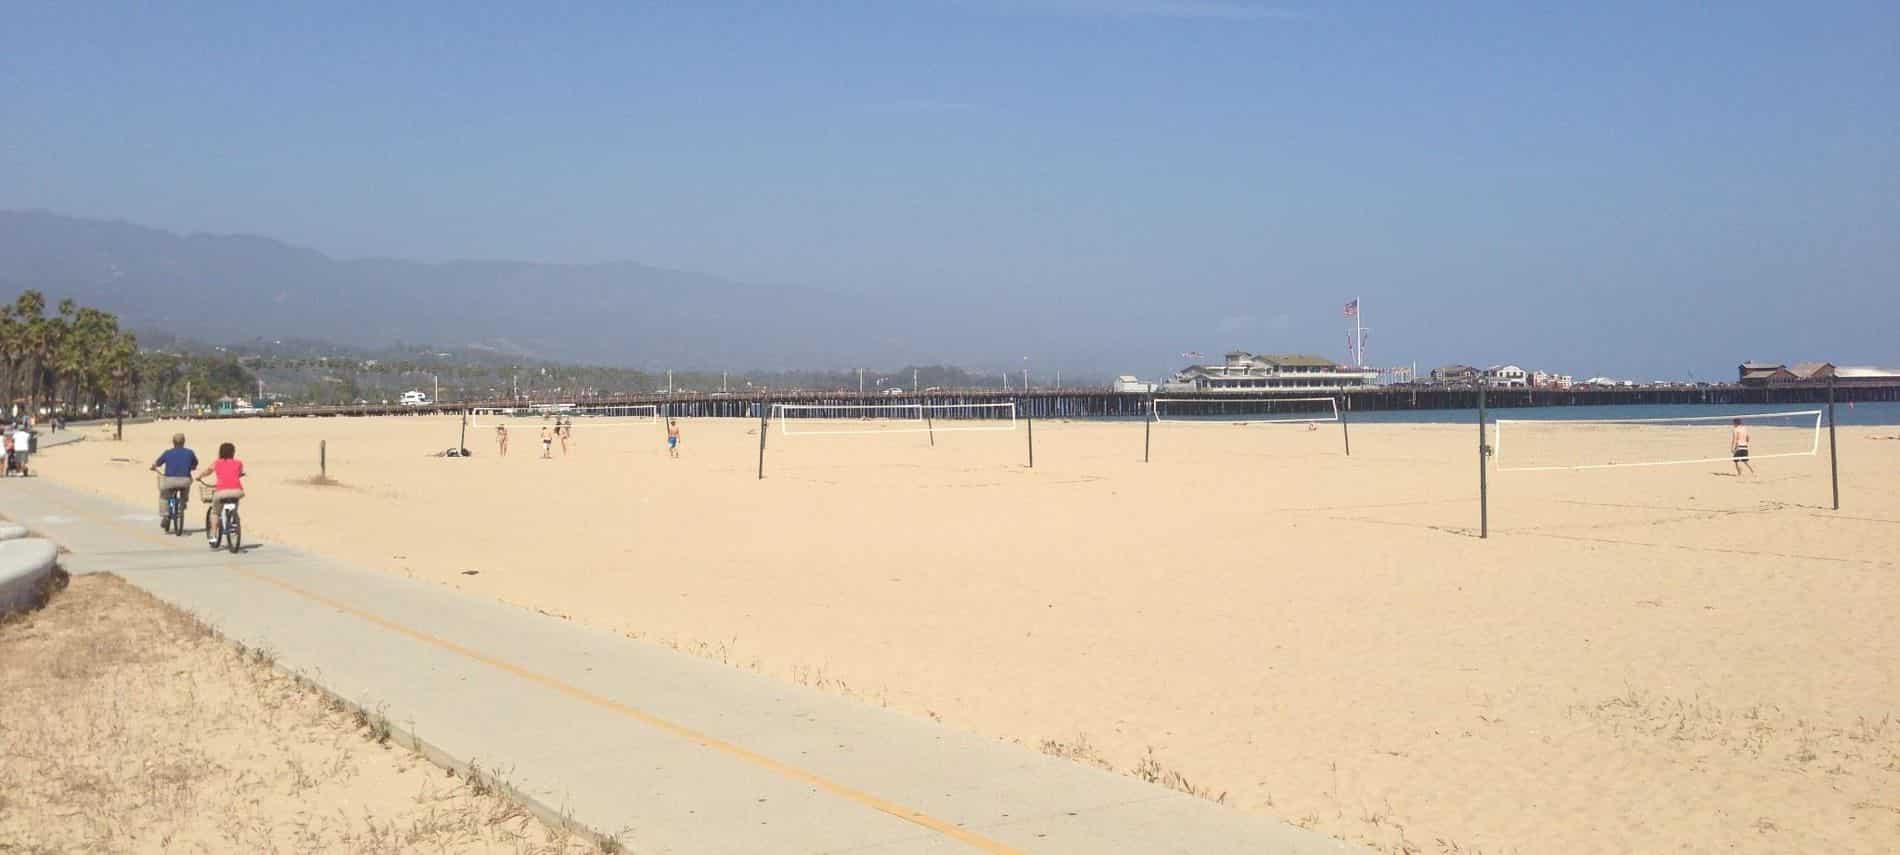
[1730,418,1755,476]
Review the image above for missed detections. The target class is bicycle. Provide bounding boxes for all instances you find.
[157,474,188,537]
[200,481,242,554]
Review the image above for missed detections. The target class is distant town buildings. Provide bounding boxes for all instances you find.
[1168,351,1378,392]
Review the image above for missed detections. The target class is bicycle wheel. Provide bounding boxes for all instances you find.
[227,509,241,554]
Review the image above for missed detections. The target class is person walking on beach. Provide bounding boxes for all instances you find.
[558,420,571,456]
[496,425,508,457]
[1731,417,1755,476]
[666,419,680,459]
[540,425,554,459]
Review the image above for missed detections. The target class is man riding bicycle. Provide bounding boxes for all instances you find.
[150,433,198,531]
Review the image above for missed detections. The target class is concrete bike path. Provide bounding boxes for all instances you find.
[0,478,1365,855]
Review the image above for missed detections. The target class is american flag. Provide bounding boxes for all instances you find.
[1343,298,1359,319]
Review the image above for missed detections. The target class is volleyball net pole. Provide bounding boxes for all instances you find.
[1024,396,1035,468]
[1339,392,1351,457]
[1143,396,1153,463]
[757,398,768,480]
[1477,382,1489,540]
[1828,377,1840,510]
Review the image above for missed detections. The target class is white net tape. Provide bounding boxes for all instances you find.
[772,402,1017,436]
[1493,409,1822,472]
[1152,396,1339,424]
[471,404,660,427]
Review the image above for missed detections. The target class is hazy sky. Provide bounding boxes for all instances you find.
[3,1,1895,378]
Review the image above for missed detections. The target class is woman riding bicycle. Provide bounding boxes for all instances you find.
[196,442,245,544]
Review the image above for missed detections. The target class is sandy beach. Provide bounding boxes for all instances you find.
[37,414,1900,853]
[0,572,607,853]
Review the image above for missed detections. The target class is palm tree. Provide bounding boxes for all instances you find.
[0,306,19,418]
[11,291,47,417]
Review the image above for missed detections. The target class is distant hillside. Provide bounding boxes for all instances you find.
[0,210,1019,374]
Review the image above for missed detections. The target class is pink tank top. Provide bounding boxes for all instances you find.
[214,458,244,491]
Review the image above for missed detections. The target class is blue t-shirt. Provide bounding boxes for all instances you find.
[155,447,198,477]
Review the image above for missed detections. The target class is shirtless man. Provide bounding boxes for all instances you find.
[540,425,554,459]
[1731,417,1755,476]
[666,419,681,459]
[496,425,508,457]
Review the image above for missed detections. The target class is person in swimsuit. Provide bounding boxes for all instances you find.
[540,425,554,459]
[559,420,571,456]
[496,425,509,457]
[1731,417,1755,476]
[666,419,680,459]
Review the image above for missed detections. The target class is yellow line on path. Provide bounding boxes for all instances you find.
[40,489,1027,852]
[228,566,1028,855]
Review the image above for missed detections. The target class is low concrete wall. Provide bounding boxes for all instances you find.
[0,537,60,615]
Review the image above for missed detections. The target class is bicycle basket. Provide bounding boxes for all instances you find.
[198,482,217,503]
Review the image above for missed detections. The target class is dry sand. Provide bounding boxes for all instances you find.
[0,572,609,854]
[37,414,1900,853]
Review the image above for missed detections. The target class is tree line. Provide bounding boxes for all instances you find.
[1,290,139,420]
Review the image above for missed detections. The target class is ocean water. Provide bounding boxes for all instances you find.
[1343,400,1900,427]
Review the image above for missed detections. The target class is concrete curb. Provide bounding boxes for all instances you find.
[0,537,61,615]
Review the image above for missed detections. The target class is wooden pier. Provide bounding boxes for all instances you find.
[228,381,1900,422]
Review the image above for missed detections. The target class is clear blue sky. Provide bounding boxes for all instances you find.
[3,1,1895,378]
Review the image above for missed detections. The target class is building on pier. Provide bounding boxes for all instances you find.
[1740,361,1900,386]
[1483,364,1529,388]
[1167,351,1378,393]
[1113,375,1157,393]
[1429,364,1479,386]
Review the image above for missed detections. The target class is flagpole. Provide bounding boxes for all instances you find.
[1355,296,1364,368]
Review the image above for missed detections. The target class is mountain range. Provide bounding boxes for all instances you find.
[0,210,1107,377]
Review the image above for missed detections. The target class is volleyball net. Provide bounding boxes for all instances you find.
[470,403,660,429]
[1492,409,1822,472]
[771,402,1017,436]
[1152,396,1339,424]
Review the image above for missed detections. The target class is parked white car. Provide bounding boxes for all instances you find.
[400,390,431,406]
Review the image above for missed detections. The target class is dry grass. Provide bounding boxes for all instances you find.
[0,573,614,854]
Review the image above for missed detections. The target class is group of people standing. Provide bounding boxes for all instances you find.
[491,417,682,459]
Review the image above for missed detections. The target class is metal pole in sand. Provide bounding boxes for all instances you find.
[1025,397,1035,468]
[757,399,769,480]
[1478,381,1489,539]
[926,405,935,448]
[1339,392,1351,456]
[1143,396,1152,463]
[1828,376,1840,511]
[459,410,467,452]
[320,440,327,480]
